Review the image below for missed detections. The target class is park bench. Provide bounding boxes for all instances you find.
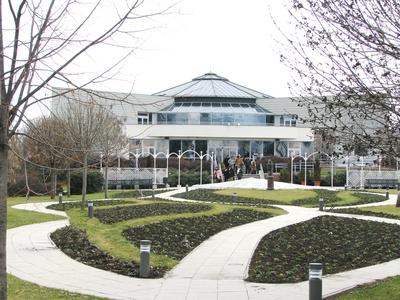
[365,178,399,189]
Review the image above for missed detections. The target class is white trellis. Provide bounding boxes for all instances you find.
[291,151,334,187]
[125,149,215,187]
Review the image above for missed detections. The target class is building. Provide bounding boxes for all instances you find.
[53,72,315,161]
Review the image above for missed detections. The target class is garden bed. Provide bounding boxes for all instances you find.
[123,208,274,260]
[94,202,212,224]
[51,226,167,278]
[112,189,171,198]
[174,189,385,207]
[247,216,400,283]
[47,199,133,211]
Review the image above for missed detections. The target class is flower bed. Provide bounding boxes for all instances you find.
[122,208,273,260]
[112,189,171,198]
[174,189,385,207]
[94,203,212,224]
[51,226,166,278]
[47,199,133,211]
[331,208,400,220]
[247,216,400,283]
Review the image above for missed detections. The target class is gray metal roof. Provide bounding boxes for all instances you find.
[154,73,272,99]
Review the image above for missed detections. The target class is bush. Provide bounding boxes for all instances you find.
[70,170,103,195]
[165,169,210,187]
[8,174,63,196]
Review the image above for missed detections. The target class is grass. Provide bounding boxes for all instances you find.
[365,189,399,195]
[329,276,400,300]
[215,188,315,203]
[332,205,400,220]
[6,191,122,300]
[7,191,122,229]
[67,200,285,268]
[187,188,385,207]
[7,274,105,300]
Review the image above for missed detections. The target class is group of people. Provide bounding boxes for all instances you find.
[213,154,258,182]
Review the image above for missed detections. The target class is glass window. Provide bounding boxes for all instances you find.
[251,141,263,157]
[238,141,250,157]
[202,102,211,107]
[182,140,195,158]
[212,113,223,124]
[221,103,230,107]
[182,102,191,107]
[223,114,234,124]
[275,141,288,157]
[157,113,166,124]
[167,113,176,124]
[231,103,240,107]
[176,113,188,124]
[266,115,274,125]
[169,140,181,154]
[263,141,275,156]
[212,103,221,107]
[192,102,201,106]
[195,140,208,154]
[200,113,211,124]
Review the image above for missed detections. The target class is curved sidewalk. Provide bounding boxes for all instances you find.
[7,192,400,300]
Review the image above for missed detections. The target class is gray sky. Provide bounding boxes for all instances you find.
[75,0,292,98]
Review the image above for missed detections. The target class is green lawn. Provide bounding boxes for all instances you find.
[6,191,122,300]
[67,200,285,268]
[215,188,315,203]
[8,274,104,300]
[359,205,400,217]
[331,276,400,300]
[364,189,399,195]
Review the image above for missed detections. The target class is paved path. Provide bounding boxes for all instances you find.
[7,185,400,300]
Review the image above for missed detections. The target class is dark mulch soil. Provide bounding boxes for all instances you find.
[247,216,400,283]
[48,199,133,211]
[94,203,212,224]
[51,226,167,278]
[112,190,171,198]
[174,189,385,207]
[122,208,273,260]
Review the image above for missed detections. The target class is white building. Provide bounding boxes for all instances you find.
[53,72,315,160]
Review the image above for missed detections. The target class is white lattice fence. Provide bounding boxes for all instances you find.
[348,169,400,188]
[105,168,167,184]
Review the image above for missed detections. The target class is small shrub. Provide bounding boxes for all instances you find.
[165,169,210,187]
[70,170,103,195]
[47,199,132,211]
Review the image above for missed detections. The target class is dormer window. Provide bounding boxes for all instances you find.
[138,112,152,125]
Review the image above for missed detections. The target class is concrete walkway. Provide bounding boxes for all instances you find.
[7,185,400,300]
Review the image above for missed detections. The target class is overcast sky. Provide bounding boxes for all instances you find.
[81,0,292,98]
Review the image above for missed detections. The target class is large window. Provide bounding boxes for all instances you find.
[169,140,181,154]
[138,112,152,125]
[238,141,250,157]
[263,141,274,156]
[195,140,208,154]
[250,141,263,158]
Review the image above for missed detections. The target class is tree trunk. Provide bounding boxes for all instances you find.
[0,106,9,299]
[67,168,71,197]
[104,156,109,199]
[81,152,88,210]
[50,169,56,199]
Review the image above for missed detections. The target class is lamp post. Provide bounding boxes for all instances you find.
[200,151,203,185]
[309,263,323,300]
[140,240,151,277]
[178,150,181,188]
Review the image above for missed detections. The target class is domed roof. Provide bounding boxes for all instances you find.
[154,72,272,99]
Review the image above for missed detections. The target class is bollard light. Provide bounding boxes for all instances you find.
[87,202,94,218]
[386,189,389,200]
[319,198,324,211]
[140,240,151,277]
[152,188,155,199]
[58,192,63,204]
[309,263,323,300]
[232,192,238,203]
[186,184,189,193]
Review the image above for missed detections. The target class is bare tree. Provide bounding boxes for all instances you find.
[96,114,127,199]
[58,97,124,207]
[23,116,68,199]
[0,1,167,297]
[276,0,400,156]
